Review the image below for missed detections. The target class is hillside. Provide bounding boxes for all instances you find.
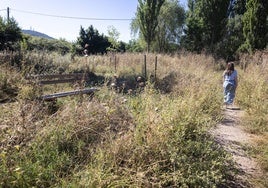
[22,29,54,39]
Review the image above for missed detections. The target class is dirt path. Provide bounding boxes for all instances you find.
[210,107,263,187]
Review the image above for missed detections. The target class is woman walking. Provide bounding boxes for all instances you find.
[223,62,238,107]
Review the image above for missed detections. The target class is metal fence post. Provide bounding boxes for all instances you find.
[155,56,157,79]
[144,54,147,80]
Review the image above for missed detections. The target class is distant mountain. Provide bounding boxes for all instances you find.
[22,30,54,40]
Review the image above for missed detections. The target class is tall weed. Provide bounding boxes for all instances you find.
[1,52,237,187]
[236,51,268,185]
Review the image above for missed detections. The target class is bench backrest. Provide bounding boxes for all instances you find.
[25,73,88,85]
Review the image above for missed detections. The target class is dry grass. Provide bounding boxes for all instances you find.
[1,50,267,187]
[235,50,268,186]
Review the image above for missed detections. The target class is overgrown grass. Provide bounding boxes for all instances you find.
[0,65,22,102]
[236,51,268,186]
[2,50,267,187]
[65,83,229,187]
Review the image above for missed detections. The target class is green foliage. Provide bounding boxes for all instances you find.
[3,51,268,187]
[155,0,185,52]
[131,0,185,53]
[68,79,229,187]
[137,0,165,52]
[228,0,246,16]
[0,66,20,102]
[235,53,268,186]
[181,12,204,52]
[18,85,39,100]
[106,25,127,52]
[183,0,230,53]
[237,59,268,133]
[76,25,111,55]
[126,39,145,52]
[22,35,72,54]
[0,95,136,187]
[241,0,268,53]
[0,16,22,51]
[182,0,267,58]
[216,15,245,60]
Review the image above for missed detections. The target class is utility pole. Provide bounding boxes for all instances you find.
[7,7,10,22]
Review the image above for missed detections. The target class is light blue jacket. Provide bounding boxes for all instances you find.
[223,70,237,88]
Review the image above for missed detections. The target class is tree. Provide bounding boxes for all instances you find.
[126,39,145,52]
[107,25,120,52]
[0,17,22,51]
[137,0,165,52]
[240,0,268,52]
[181,0,204,52]
[155,0,185,52]
[217,14,245,60]
[227,0,246,17]
[183,0,230,53]
[76,25,110,55]
[215,0,246,60]
[131,0,185,53]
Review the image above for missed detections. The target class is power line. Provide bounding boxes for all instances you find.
[11,8,133,21]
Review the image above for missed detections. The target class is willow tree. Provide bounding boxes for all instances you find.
[156,0,185,52]
[137,0,165,52]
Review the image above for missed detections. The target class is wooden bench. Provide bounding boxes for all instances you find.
[25,73,98,101]
[25,73,88,85]
[41,88,98,101]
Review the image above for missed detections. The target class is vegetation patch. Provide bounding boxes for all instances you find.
[1,51,267,187]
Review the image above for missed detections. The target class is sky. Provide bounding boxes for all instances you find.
[0,0,187,42]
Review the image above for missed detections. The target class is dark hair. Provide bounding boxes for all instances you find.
[226,62,234,76]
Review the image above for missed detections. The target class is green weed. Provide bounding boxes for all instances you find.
[3,51,267,187]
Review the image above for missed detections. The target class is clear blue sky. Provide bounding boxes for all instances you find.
[0,0,187,42]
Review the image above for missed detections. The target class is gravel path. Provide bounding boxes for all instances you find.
[210,107,263,187]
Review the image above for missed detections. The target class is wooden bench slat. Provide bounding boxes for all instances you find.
[39,78,79,85]
[26,73,89,85]
[25,73,96,101]
[26,73,87,80]
[41,88,98,101]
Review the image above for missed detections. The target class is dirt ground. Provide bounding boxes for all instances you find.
[210,107,263,187]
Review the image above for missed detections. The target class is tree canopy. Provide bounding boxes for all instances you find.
[1,0,267,57]
[137,0,165,52]
[131,0,185,53]
[182,0,230,53]
[0,17,22,51]
[76,25,110,55]
[181,0,268,58]
[240,0,268,52]
[155,0,185,52]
